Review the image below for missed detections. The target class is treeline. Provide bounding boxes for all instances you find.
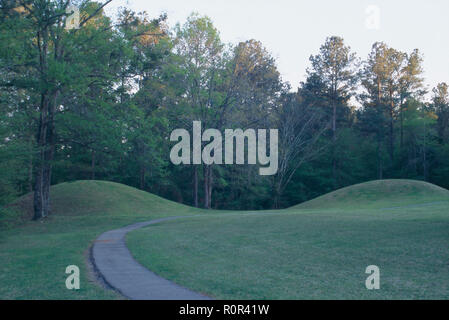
[1,1,448,217]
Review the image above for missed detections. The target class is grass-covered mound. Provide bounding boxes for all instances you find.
[127,180,449,299]
[0,180,203,299]
[2,179,448,299]
[292,179,449,210]
[2,180,197,227]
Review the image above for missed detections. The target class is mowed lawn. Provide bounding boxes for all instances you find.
[1,179,448,299]
[0,180,204,299]
[127,180,449,299]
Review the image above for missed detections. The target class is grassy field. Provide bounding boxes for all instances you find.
[1,179,448,299]
[0,180,204,299]
[127,180,449,299]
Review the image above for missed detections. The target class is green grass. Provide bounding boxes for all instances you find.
[127,180,449,299]
[293,179,449,209]
[0,180,205,299]
[2,179,449,299]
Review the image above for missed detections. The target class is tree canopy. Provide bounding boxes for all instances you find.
[1,1,448,215]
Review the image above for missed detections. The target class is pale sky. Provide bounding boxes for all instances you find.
[105,0,449,95]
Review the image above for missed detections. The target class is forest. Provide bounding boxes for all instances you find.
[1,0,448,219]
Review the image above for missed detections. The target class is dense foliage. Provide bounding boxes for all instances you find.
[1,1,448,214]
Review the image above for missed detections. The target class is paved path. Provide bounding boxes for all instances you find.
[91,217,211,300]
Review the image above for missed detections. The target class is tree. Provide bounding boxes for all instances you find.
[308,36,358,187]
[432,83,449,143]
[171,13,229,208]
[271,89,328,208]
[2,5,449,213]
[361,42,424,175]
[118,9,170,190]
[383,46,406,162]
[429,84,449,188]
[398,49,424,148]
[0,0,117,219]
[360,42,390,179]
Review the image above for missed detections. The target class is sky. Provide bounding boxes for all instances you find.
[105,0,449,96]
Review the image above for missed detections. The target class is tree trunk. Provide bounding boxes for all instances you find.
[91,149,96,180]
[208,166,213,209]
[28,135,33,193]
[389,108,394,162]
[423,118,428,181]
[400,100,404,149]
[203,165,209,209]
[43,92,57,216]
[34,90,57,220]
[33,26,59,220]
[376,79,383,180]
[272,184,281,209]
[139,164,145,190]
[193,166,198,207]
[389,89,394,163]
[377,139,383,180]
[332,100,337,189]
[139,147,145,189]
[33,93,49,220]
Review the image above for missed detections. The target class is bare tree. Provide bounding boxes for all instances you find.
[271,91,329,208]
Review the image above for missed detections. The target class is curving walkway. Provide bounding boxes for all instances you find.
[91,217,211,300]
